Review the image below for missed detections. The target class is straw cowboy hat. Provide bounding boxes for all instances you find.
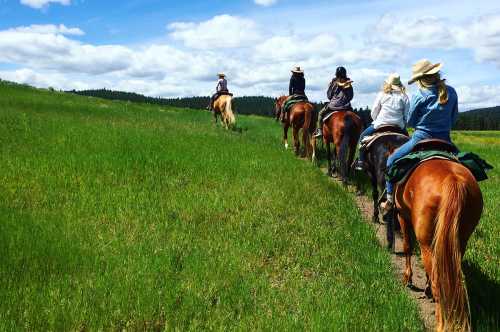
[385,73,403,90]
[291,66,304,74]
[218,73,226,77]
[408,59,442,84]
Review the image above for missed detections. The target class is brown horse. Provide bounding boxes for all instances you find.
[317,110,362,184]
[395,160,483,332]
[275,96,317,160]
[213,95,236,129]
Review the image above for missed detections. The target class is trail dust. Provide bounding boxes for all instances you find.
[320,168,436,331]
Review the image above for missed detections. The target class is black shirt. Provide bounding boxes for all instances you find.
[289,74,306,96]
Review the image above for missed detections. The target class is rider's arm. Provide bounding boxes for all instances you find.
[371,93,382,121]
[403,94,410,125]
[289,77,294,96]
[407,92,423,128]
[450,88,459,126]
[344,85,354,102]
[327,81,336,100]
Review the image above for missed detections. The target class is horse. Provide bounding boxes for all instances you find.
[213,94,236,130]
[362,130,409,248]
[395,159,483,332]
[317,110,363,184]
[275,96,317,160]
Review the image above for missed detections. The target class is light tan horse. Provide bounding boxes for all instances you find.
[213,95,236,129]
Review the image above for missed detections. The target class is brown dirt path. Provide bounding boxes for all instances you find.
[320,168,437,331]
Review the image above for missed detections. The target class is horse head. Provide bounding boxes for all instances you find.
[274,95,288,118]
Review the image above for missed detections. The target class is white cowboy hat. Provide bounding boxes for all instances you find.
[218,73,226,77]
[408,59,442,84]
[385,73,403,90]
[291,66,304,74]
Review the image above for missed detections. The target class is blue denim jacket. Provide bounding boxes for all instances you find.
[407,85,458,136]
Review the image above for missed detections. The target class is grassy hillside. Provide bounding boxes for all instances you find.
[0,82,497,331]
[0,82,423,330]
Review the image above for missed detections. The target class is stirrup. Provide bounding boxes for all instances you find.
[353,159,365,171]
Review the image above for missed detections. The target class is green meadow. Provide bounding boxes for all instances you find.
[0,82,498,331]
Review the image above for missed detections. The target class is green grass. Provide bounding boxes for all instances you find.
[451,131,500,331]
[0,81,495,331]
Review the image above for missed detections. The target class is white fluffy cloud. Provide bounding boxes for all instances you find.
[254,0,278,7]
[370,15,455,49]
[168,15,261,49]
[454,14,500,68]
[9,24,84,36]
[20,0,71,9]
[369,13,500,68]
[456,84,500,109]
[0,27,132,75]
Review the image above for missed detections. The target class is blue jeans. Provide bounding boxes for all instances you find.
[385,130,451,195]
[358,125,376,162]
[360,124,376,142]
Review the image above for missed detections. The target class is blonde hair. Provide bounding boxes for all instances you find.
[383,82,406,94]
[417,73,448,105]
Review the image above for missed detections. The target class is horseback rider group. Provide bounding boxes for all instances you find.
[210,60,459,207]
[273,59,460,212]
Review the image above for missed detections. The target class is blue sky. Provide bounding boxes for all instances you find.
[1,0,500,109]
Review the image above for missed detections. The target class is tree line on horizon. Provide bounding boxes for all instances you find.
[68,88,500,131]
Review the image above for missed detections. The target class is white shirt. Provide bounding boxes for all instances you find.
[371,91,410,129]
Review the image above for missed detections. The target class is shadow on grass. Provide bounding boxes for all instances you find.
[463,262,500,331]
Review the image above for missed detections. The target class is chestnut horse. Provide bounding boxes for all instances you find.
[318,110,362,184]
[275,96,317,160]
[213,95,236,129]
[395,160,483,332]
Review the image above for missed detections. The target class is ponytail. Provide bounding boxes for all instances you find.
[417,73,448,105]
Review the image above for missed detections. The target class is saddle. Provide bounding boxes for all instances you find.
[323,106,353,122]
[360,126,409,151]
[282,95,309,114]
[214,91,233,102]
[374,125,408,136]
[411,139,458,154]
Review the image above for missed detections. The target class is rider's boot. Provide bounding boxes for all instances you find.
[354,149,366,171]
[380,194,394,214]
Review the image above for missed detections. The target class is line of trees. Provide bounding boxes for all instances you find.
[68,89,500,130]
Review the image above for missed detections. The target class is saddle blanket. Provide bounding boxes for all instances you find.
[386,150,493,184]
[282,94,308,114]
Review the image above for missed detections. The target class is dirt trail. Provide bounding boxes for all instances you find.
[321,169,436,331]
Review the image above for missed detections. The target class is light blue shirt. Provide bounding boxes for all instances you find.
[407,85,458,135]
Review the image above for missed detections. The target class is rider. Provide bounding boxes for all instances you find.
[381,59,459,212]
[281,66,306,122]
[207,73,228,111]
[354,73,410,171]
[314,66,354,137]
[289,66,306,97]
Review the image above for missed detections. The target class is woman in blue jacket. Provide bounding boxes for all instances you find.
[381,59,459,212]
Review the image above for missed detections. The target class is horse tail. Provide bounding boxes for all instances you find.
[338,113,354,182]
[433,175,471,332]
[225,96,236,128]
